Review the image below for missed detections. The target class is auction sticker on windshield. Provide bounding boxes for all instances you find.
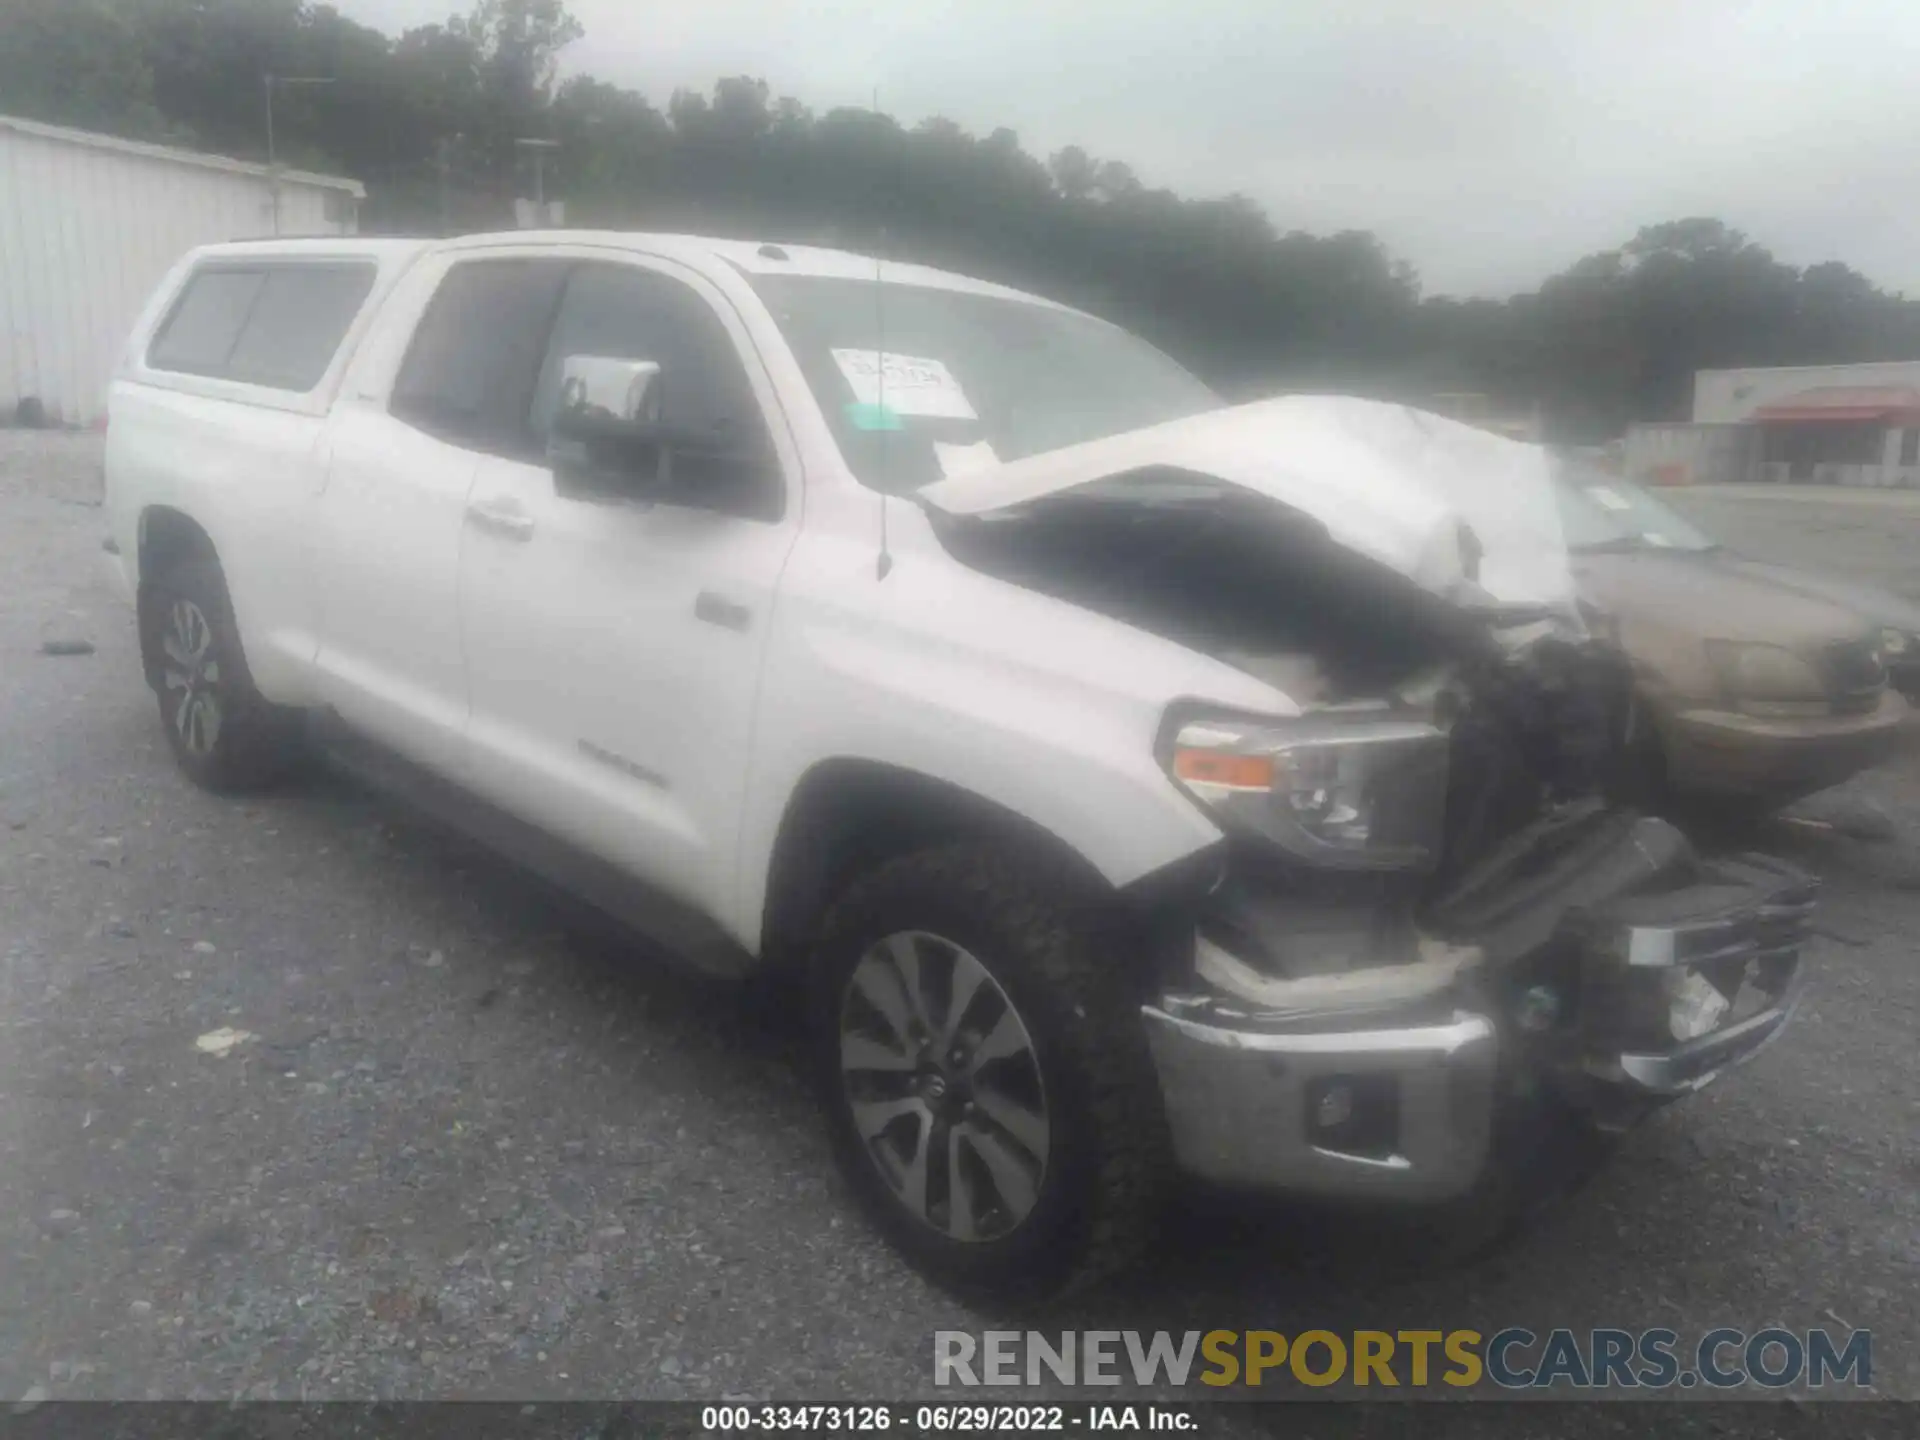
[934,438,1001,476]
[832,348,978,419]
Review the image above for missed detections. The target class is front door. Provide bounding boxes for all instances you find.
[456,256,801,934]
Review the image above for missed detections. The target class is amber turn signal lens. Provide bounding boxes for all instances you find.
[1172,748,1274,791]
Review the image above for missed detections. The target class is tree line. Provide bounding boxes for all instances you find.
[8,0,1920,442]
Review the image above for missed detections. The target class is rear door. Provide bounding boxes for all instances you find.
[313,256,568,772]
[455,255,802,929]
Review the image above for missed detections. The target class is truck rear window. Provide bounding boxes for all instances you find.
[147,261,376,392]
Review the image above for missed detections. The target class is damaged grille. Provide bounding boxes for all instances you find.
[1609,856,1816,971]
[1577,853,1816,1090]
[1435,637,1634,884]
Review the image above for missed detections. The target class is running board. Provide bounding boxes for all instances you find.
[306,711,758,982]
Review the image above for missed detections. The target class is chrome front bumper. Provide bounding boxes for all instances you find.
[1142,848,1816,1202]
[1143,999,1500,1201]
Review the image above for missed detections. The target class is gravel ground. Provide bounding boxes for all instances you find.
[2,431,1916,1413]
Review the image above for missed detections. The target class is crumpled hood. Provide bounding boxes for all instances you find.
[917,395,1579,617]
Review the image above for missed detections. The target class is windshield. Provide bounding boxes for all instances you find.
[1553,465,1717,552]
[752,275,1223,492]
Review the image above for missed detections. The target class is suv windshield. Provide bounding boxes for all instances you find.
[1553,465,1717,553]
[752,274,1223,493]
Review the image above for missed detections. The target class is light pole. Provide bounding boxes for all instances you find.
[264,74,334,234]
[514,137,561,226]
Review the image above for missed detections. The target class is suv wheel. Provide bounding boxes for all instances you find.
[146,560,305,792]
[809,842,1168,1302]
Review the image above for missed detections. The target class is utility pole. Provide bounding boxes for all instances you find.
[263,73,335,235]
[514,137,561,226]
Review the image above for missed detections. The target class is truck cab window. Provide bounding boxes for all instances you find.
[148,264,376,390]
[224,264,376,390]
[529,264,781,520]
[391,259,568,457]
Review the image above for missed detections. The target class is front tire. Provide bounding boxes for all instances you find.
[145,560,305,792]
[808,842,1169,1303]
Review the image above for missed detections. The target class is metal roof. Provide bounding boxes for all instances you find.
[0,112,365,198]
[1750,386,1920,423]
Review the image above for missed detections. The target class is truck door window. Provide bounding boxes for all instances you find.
[390,259,568,457]
[528,264,781,521]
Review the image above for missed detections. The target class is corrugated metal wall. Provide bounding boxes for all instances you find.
[0,124,353,426]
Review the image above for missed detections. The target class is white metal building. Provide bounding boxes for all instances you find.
[1623,360,1920,489]
[1693,359,1920,427]
[0,113,364,427]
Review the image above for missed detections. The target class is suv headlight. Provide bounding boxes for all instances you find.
[1704,641,1825,702]
[1880,627,1911,660]
[1165,711,1450,871]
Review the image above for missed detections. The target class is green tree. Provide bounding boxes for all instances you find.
[13,0,1920,441]
[1048,144,1098,201]
[459,0,583,188]
[0,0,167,139]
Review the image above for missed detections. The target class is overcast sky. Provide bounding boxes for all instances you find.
[332,0,1920,298]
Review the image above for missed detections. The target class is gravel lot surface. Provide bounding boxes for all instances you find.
[2,431,1916,1415]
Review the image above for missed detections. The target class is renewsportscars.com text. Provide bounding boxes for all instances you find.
[933,1328,1872,1391]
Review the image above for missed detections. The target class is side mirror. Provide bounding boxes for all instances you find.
[549,355,667,501]
[552,355,662,442]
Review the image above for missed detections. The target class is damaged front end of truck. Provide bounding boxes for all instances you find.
[919,395,1817,1210]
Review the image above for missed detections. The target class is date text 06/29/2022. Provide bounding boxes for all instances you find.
[700,1405,1196,1432]
[932,1327,1874,1391]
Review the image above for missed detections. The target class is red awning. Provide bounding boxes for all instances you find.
[1751,385,1920,423]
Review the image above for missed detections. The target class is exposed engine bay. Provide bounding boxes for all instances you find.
[933,466,1816,1188]
[920,400,1816,1202]
[929,471,1635,896]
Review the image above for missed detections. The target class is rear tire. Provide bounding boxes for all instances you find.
[145,560,306,793]
[808,842,1169,1304]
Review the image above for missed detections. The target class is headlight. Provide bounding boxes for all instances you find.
[1703,641,1825,702]
[1880,627,1911,659]
[1165,711,1450,870]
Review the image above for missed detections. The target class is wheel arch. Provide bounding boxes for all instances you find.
[758,757,1115,963]
[135,506,223,690]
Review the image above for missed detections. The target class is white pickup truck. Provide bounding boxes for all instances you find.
[102,230,1816,1300]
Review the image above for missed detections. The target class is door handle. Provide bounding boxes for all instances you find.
[694,591,753,632]
[466,501,535,541]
